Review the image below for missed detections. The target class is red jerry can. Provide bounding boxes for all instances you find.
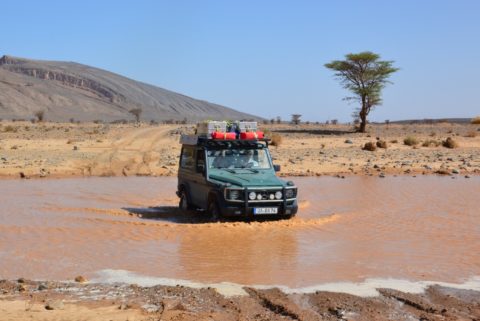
[211,132,236,140]
[240,131,264,140]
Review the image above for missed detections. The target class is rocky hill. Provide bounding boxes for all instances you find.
[0,55,259,122]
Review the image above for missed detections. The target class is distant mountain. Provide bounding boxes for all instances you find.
[0,55,259,122]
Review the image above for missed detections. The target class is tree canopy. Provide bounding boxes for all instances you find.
[325,51,398,132]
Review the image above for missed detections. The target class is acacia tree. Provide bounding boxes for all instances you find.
[325,52,398,132]
[291,114,301,125]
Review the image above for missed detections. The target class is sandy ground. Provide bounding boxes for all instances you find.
[0,121,479,178]
[1,279,479,321]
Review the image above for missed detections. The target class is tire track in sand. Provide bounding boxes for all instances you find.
[84,126,178,176]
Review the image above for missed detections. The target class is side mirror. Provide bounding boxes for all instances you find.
[273,164,281,172]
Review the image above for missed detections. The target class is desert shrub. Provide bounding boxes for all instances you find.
[34,110,45,122]
[93,120,103,124]
[376,140,387,149]
[471,117,480,124]
[465,131,477,138]
[3,125,17,133]
[422,139,441,147]
[429,132,436,137]
[403,136,418,146]
[390,139,398,144]
[442,137,458,149]
[363,142,376,151]
[270,133,282,147]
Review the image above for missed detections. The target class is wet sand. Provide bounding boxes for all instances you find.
[0,176,478,287]
[1,279,480,320]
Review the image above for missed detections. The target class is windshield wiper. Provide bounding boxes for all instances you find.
[235,166,259,173]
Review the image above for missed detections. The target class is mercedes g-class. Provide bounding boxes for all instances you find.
[176,121,298,220]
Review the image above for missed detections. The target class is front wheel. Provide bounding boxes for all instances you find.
[179,190,193,212]
[207,200,220,222]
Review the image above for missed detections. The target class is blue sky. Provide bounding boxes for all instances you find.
[1,1,479,122]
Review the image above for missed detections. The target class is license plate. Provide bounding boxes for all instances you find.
[254,207,278,215]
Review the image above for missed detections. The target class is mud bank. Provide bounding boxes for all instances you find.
[1,279,479,320]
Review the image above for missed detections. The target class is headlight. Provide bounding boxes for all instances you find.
[285,188,295,198]
[275,191,282,199]
[248,192,257,200]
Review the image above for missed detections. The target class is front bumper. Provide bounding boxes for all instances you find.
[217,197,298,217]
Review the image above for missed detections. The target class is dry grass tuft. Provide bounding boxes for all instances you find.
[422,139,441,147]
[363,142,377,151]
[270,133,282,147]
[403,136,418,146]
[465,131,477,138]
[442,137,458,149]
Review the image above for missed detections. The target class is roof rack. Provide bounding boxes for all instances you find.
[180,134,270,148]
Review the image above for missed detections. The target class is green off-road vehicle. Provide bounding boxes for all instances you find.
[176,121,298,220]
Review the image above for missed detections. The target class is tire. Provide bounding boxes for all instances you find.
[207,200,220,222]
[179,190,193,211]
[284,214,296,220]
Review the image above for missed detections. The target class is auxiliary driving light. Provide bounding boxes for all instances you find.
[269,193,275,200]
[248,192,257,200]
[275,191,282,200]
[257,194,262,200]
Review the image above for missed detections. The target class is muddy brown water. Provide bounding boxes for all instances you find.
[0,176,479,289]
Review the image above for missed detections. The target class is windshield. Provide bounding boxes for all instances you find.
[207,149,272,169]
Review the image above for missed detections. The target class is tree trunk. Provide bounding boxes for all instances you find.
[359,95,367,133]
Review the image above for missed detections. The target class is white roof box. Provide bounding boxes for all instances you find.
[235,121,257,132]
[196,121,227,136]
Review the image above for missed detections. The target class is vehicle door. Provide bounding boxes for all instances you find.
[178,145,197,205]
[189,148,209,208]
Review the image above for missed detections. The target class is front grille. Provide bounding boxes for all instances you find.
[253,190,278,201]
[225,187,297,203]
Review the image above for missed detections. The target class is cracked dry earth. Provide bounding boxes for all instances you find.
[1,280,479,321]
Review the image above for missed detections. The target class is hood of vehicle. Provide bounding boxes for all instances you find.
[208,170,286,187]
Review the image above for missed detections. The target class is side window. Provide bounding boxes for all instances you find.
[180,146,195,169]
